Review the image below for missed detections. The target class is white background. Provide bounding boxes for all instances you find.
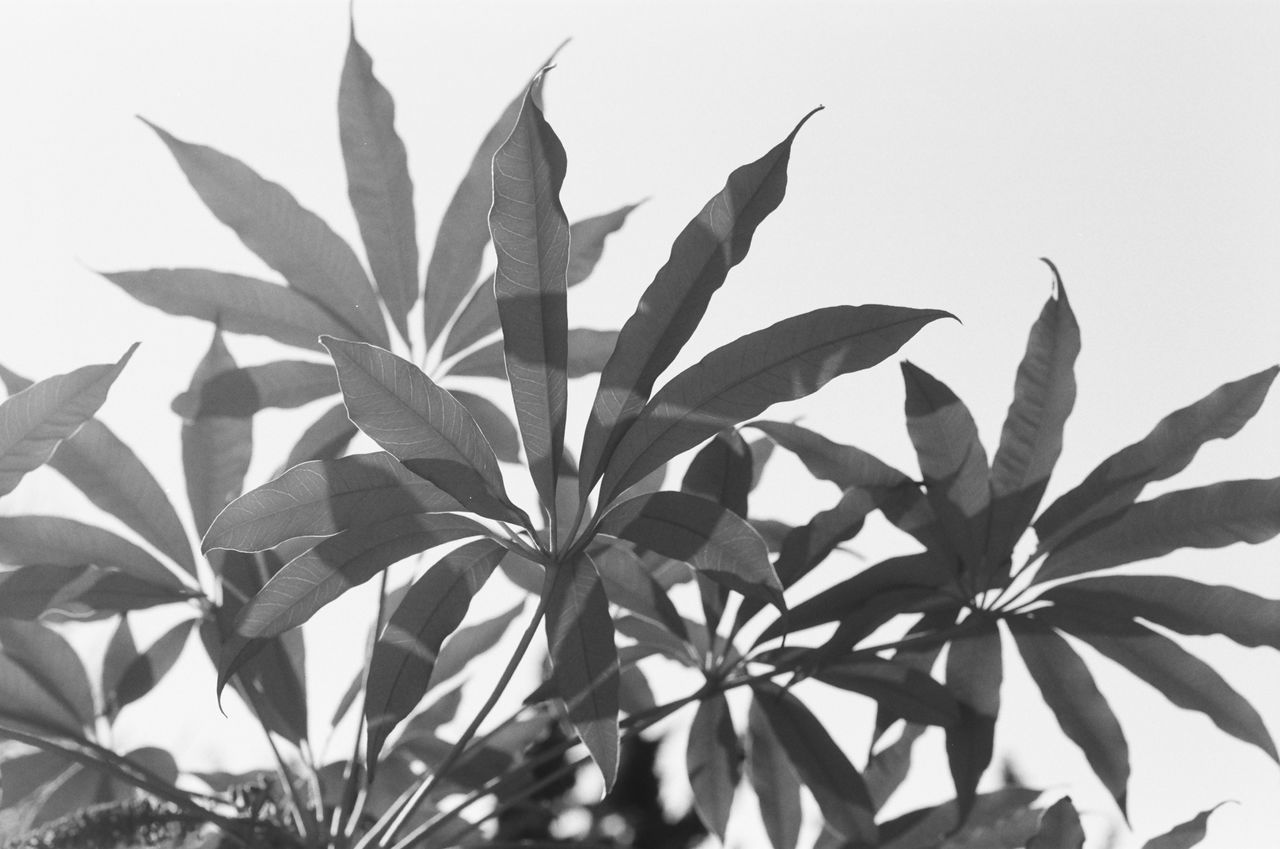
[2,2,1279,847]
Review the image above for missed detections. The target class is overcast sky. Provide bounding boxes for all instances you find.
[3,2,1279,847]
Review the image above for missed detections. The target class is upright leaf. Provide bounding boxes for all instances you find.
[489,75,570,515]
[450,390,521,464]
[687,693,742,842]
[106,618,196,716]
[1009,617,1128,814]
[986,262,1080,577]
[865,721,929,811]
[1141,805,1227,849]
[101,616,138,721]
[902,361,990,575]
[682,429,753,632]
[183,331,252,538]
[281,401,359,471]
[171,360,338,419]
[1035,477,1280,584]
[1027,796,1085,849]
[544,552,620,791]
[601,306,950,503]
[1035,365,1279,553]
[945,616,1002,822]
[0,620,94,734]
[578,109,822,496]
[0,347,135,498]
[144,121,388,346]
[340,21,419,343]
[747,699,804,849]
[322,337,524,524]
[365,538,504,768]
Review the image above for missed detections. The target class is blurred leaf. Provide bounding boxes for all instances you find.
[687,693,741,841]
[986,262,1079,581]
[616,660,657,716]
[399,683,465,741]
[451,390,521,464]
[144,120,387,346]
[579,108,822,496]
[1035,365,1278,553]
[0,566,88,619]
[0,620,93,734]
[751,681,876,845]
[490,76,570,515]
[1035,477,1280,584]
[1026,796,1085,849]
[1038,606,1278,762]
[183,330,252,538]
[101,616,138,721]
[945,617,1002,821]
[172,360,338,419]
[901,361,989,575]
[365,538,504,768]
[431,597,526,687]
[204,451,461,553]
[0,515,186,592]
[598,491,782,610]
[865,721,929,811]
[340,21,418,343]
[43,567,195,618]
[107,618,196,716]
[545,552,620,791]
[281,401,359,471]
[749,420,914,489]
[1008,616,1128,815]
[877,787,1043,849]
[1141,804,1228,849]
[0,346,135,498]
[747,698,804,849]
[323,337,524,524]
[872,608,958,745]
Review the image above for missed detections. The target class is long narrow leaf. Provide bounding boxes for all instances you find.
[450,390,521,464]
[182,331,252,538]
[944,617,1002,821]
[322,337,524,524]
[1141,805,1227,849]
[340,21,418,343]
[749,420,914,489]
[683,429,753,632]
[877,788,1044,849]
[144,121,388,346]
[106,619,196,716]
[281,401,359,471]
[589,540,687,638]
[430,597,526,687]
[579,109,822,497]
[687,693,741,841]
[0,515,186,592]
[171,360,338,419]
[448,329,620,381]
[0,347,135,498]
[0,621,94,734]
[601,306,950,503]
[747,699,804,849]
[101,616,138,721]
[808,655,960,728]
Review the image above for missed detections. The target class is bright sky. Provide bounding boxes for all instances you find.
[3,2,1280,847]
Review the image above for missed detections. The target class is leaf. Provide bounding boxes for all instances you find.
[614,613,700,668]
[0,620,93,734]
[1035,365,1279,553]
[749,420,915,489]
[0,365,195,578]
[1042,574,1280,650]
[0,515,186,592]
[340,21,419,343]
[144,120,387,346]
[399,683,465,741]
[489,75,570,515]
[809,656,961,728]
[0,346,135,498]
[322,337,524,524]
[171,360,338,419]
[1026,796,1085,849]
[597,491,782,610]
[579,108,822,497]
[683,428,753,632]
[203,451,462,553]
[877,787,1043,849]
[1141,804,1229,849]
[101,616,138,721]
[986,261,1080,579]
[364,538,504,768]
[448,329,620,382]
[1037,606,1278,761]
[430,597,526,686]
[281,401,359,471]
[589,541,687,638]
[687,693,741,841]
[1008,617,1128,815]
[106,619,196,716]
[865,721,929,811]
[422,46,562,349]
[601,306,950,502]
[1035,477,1280,584]
[450,390,521,464]
[0,566,85,619]
[873,608,959,744]
[544,552,620,791]
[945,617,1002,822]
[183,330,252,538]
[902,361,990,575]
[751,681,877,845]
[442,203,641,360]
[747,698,804,849]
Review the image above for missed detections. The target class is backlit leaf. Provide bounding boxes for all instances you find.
[1141,805,1227,849]
[450,390,521,464]
[0,620,93,734]
[749,420,914,489]
[945,617,1002,821]
[865,721,929,811]
[101,616,138,721]
[590,540,687,638]
[1027,796,1085,849]
[809,656,960,728]
[687,693,741,841]
[107,619,196,716]
[683,429,752,632]
[0,565,88,619]
[431,596,526,687]
[747,698,803,849]
[182,330,252,538]
[448,329,619,381]
[0,515,186,592]
[171,360,338,419]
[877,788,1043,849]
[281,401,359,471]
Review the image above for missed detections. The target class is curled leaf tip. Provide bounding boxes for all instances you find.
[1039,257,1064,295]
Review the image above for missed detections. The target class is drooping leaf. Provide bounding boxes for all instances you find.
[877,787,1044,849]
[901,361,990,575]
[747,698,804,849]
[364,538,504,768]
[600,306,950,503]
[0,364,195,579]
[203,451,462,553]
[687,693,741,842]
[0,515,186,592]
[144,120,388,346]
[1037,606,1278,762]
[322,337,524,524]
[578,108,822,497]
[430,597,526,687]
[1035,477,1280,584]
[1141,804,1228,849]
[106,618,196,716]
[171,360,338,419]
[0,347,135,498]
[1043,575,1280,650]
[1035,365,1279,553]
[0,620,93,734]
[451,390,521,464]
[544,552,620,791]
[340,21,418,343]
[281,401,359,471]
[101,616,138,721]
[597,491,782,610]
[183,330,252,538]
[489,75,570,515]
[1008,616,1128,815]
[945,617,1002,822]
[808,656,960,728]
[749,420,915,489]
[751,681,876,845]
[986,261,1080,580]
[1026,795,1085,849]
